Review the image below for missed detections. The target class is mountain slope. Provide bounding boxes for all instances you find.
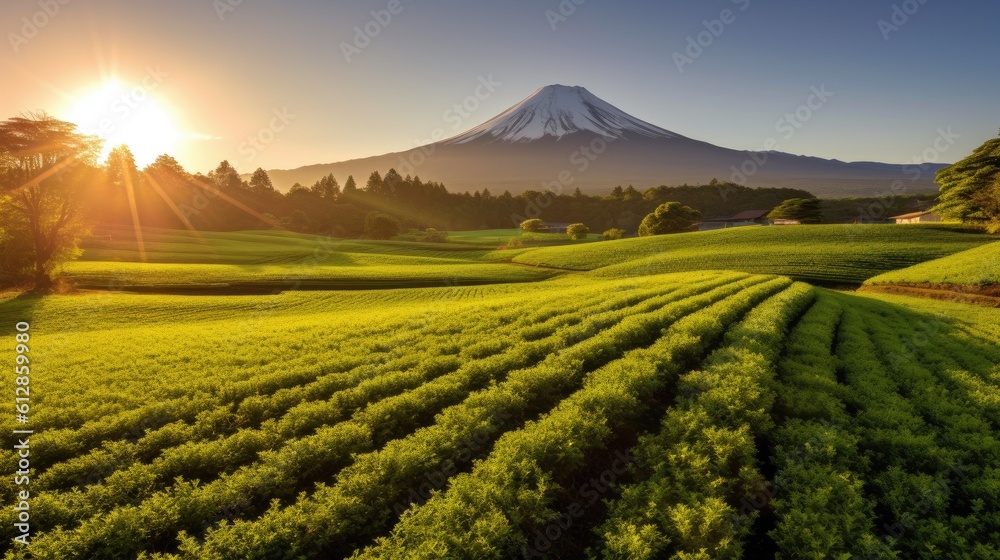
[260,85,947,197]
[443,84,682,144]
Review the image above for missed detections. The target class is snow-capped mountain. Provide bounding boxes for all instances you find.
[443,85,682,144]
[260,85,945,198]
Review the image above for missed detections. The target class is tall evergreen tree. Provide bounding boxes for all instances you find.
[105,146,149,230]
[366,171,384,194]
[311,174,340,199]
[208,160,244,191]
[382,168,402,196]
[343,175,358,194]
[248,168,275,194]
[934,136,1000,223]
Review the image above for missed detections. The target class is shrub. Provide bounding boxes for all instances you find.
[424,228,448,242]
[364,212,401,240]
[566,223,589,240]
[768,198,822,224]
[603,228,626,240]
[520,219,546,233]
[638,202,701,236]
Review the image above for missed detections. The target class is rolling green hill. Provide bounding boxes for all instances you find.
[865,240,1000,287]
[513,224,994,285]
[2,225,998,559]
[73,225,994,292]
[3,270,999,559]
[69,227,565,292]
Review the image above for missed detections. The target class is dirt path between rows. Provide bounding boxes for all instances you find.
[859,283,1000,308]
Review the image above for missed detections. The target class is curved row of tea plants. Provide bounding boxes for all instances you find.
[12,273,750,558]
[352,278,807,559]
[864,240,1000,288]
[513,225,993,285]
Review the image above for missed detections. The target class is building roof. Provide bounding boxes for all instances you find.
[890,211,938,220]
[730,209,770,221]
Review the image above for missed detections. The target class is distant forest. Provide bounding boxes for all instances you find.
[94,155,937,237]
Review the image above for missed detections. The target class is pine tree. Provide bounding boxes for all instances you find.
[366,171,384,194]
[208,160,244,191]
[344,175,358,194]
[311,174,340,199]
[249,168,275,194]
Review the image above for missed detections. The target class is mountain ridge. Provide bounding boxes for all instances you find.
[441,84,683,144]
[254,85,947,198]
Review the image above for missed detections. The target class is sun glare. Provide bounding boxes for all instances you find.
[66,81,181,167]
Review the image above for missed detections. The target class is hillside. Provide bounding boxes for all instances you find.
[862,240,1000,305]
[67,227,567,293]
[3,260,1000,558]
[2,226,999,559]
[260,85,946,197]
[513,224,994,285]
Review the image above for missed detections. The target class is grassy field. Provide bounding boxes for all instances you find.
[513,224,995,284]
[69,227,565,291]
[70,225,995,291]
[865,239,1000,287]
[1,225,998,559]
[445,228,601,246]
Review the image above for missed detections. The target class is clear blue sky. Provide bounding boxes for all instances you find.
[2,0,998,172]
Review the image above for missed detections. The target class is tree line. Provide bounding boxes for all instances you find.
[2,113,998,290]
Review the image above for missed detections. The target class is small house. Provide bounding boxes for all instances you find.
[729,210,771,226]
[771,219,801,226]
[890,211,941,224]
[698,209,771,230]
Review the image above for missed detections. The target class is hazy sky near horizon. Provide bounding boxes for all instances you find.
[2,0,998,174]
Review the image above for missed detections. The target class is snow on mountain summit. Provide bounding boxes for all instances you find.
[443,85,683,144]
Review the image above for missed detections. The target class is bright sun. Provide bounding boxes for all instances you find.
[66,81,181,167]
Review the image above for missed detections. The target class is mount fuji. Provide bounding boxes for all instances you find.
[260,85,945,197]
[442,85,682,144]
